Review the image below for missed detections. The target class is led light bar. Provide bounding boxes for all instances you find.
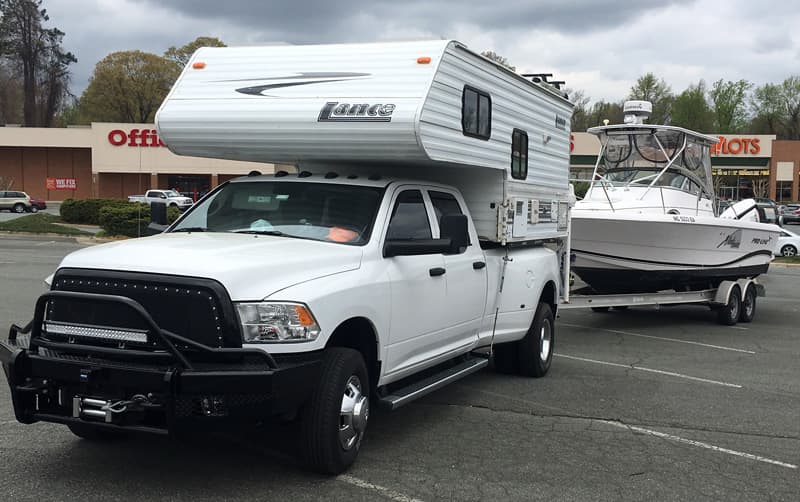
[44,322,148,344]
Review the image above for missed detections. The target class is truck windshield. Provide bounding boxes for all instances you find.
[170,181,384,245]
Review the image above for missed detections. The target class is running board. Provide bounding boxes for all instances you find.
[377,357,488,410]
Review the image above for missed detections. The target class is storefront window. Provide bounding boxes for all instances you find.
[777,181,793,202]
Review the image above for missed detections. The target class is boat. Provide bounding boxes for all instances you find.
[571,101,781,294]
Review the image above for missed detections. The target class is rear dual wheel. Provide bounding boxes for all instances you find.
[493,302,554,377]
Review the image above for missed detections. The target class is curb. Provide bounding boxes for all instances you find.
[0,232,117,244]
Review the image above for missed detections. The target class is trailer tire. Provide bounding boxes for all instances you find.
[739,285,757,323]
[716,286,741,326]
[518,303,554,377]
[300,347,369,475]
[67,423,124,441]
[492,342,519,374]
[591,307,609,313]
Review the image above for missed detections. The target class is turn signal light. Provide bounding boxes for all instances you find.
[417,57,431,64]
[192,62,206,69]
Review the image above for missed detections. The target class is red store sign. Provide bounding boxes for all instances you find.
[108,128,167,147]
[46,178,77,190]
[710,136,761,155]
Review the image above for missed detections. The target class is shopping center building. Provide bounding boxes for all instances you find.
[570,132,800,202]
[0,123,281,201]
[1,123,799,203]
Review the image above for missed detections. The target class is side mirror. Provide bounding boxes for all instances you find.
[439,213,470,254]
[384,239,453,258]
[147,201,168,235]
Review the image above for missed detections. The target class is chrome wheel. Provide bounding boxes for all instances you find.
[782,245,797,257]
[339,375,368,451]
[539,318,552,363]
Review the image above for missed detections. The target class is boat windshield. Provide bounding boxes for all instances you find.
[594,129,713,198]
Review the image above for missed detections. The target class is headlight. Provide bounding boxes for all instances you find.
[236,302,321,343]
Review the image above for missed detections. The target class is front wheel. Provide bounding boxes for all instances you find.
[739,285,757,323]
[781,244,797,257]
[716,286,741,326]
[300,347,370,474]
[518,303,554,377]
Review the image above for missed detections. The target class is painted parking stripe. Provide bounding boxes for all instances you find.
[337,474,424,502]
[555,354,742,388]
[600,420,797,470]
[561,322,755,354]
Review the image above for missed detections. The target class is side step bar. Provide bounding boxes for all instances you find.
[377,357,488,410]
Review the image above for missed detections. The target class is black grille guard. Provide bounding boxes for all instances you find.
[8,290,277,371]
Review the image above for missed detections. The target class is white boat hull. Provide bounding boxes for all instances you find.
[571,211,780,293]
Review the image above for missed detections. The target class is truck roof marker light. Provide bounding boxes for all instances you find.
[324,172,339,179]
[298,171,313,178]
[192,62,206,69]
[274,170,289,177]
[417,57,431,64]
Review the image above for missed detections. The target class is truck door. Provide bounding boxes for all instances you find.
[427,189,488,340]
[383,189,449,377]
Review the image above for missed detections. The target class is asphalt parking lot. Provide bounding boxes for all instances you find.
[0,235,798,501]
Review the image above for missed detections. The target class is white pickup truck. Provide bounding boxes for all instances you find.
[128,189,193,210]
[0,40,574,474]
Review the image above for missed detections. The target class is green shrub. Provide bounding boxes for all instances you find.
[61,198,131,225]
[98,202,182,237]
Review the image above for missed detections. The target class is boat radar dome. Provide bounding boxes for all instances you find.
[623,100,652,124]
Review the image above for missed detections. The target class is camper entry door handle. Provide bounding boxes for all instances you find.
[429,267,446,277]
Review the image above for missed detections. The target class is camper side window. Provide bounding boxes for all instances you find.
[511,129,528,180]
[462,86,491,140]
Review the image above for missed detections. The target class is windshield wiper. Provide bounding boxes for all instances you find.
[171,227,208,233]
[232,230,288,236]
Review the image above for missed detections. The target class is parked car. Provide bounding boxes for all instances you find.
[0,190,31,213]
[775,227,800,257]
[780,203,800,224]
[128,189,194,210]
[753,198,782,225]
[27,197,47,213]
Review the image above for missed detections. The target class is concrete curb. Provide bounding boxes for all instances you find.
[0,232,119,244]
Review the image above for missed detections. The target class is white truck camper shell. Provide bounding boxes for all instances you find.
[156,40,574,244]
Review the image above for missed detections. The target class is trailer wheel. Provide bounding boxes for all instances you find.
[67,423,124,441]
[492,342,519,374]
[300,347,369,475]
[518,303,554,377]
[739,285,757,323]
[716,286,741,326]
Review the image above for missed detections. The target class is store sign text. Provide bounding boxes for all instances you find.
[46,177,77,190]
[108,129,167,147]
[710,136,760,156]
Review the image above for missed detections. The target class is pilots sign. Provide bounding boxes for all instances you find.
[710,136,761,156]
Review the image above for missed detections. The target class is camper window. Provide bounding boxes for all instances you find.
[462,85,492,140]
[511,129,529,179]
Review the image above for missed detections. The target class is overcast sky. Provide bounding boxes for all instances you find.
[42,0,800,104]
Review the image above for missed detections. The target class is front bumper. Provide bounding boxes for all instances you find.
[0,291,322,435]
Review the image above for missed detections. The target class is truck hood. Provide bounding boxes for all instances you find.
[58,233,363,300]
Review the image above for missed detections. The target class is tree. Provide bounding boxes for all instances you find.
[749,82,786,135]
[0,0,76,126]
[779,76,800,140]
[628,73,673,125]
[78,50,179,123]
[671,81,713,133]
[480,50,515,71]
[709,79,751,133]
[586,100,624,127]
[0,60,22,123]
[164,36,226,69]
[567,88,591,132]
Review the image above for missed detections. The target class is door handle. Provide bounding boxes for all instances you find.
[429,267,446,277]
[473,261,486,270]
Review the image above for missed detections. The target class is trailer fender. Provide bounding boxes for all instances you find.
[713,279,761,306]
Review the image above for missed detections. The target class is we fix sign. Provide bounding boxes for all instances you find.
[46,178,77,190]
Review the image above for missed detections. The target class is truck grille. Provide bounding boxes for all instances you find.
[44,269,242,350]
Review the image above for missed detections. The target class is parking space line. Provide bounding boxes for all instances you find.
[600,420,797,470]
[337,474,424,502]
[555,354,743,388]
[560,322,755,354]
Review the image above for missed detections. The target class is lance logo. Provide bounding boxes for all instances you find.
[318,102,396,122]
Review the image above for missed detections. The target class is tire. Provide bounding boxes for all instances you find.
[591,306,609,313]
[67,423,124,441]
[29,205,39,213]
[300,347,370,475]
[517,303,554,377]
[739,285,757,323]
[716,286,741,326]
[492,342,519,374]
[780,245,797,257]
[611,306,629,311]
[13,203,25,213]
